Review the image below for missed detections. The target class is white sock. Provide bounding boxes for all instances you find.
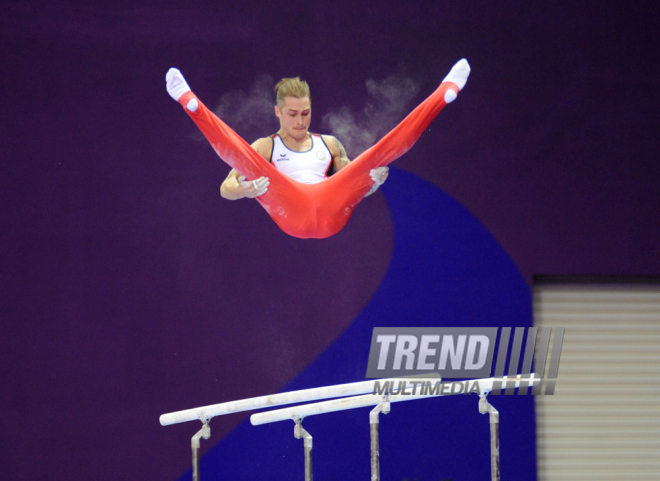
[442,59,471,91]
[165,68,191,101]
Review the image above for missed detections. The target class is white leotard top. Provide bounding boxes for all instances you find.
[270,133,333,184]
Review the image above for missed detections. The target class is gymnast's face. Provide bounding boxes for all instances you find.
[275,96,311,140]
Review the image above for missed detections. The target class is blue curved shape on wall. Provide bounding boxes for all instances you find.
[181,167,536,481]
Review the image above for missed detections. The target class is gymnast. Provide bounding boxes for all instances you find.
[166,59,470,239]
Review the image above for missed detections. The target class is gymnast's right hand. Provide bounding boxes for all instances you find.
[220,169,269,200]
[237,175,269,198]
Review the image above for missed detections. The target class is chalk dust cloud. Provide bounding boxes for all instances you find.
[322,75,420,157]
[213,74,279,143]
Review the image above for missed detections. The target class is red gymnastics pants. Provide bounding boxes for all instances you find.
[177,80,459,239]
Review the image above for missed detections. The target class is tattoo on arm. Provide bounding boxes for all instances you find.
[333,137,351,168]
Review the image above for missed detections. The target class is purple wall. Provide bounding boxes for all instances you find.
[1,1,658,480]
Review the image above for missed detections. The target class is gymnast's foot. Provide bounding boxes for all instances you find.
[441,59,471,103]
[166,68,198,112]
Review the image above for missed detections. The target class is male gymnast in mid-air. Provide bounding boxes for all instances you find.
[166,59,470,239]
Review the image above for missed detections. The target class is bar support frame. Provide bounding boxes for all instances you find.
[294,417,313,481]
[191,419,211,481]
[370,398,390,481]
[479,395,500,481]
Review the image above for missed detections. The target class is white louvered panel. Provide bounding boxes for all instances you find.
[533,284,660,481]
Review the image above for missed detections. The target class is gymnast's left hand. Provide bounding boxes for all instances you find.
[369,167,389,187]
[365,167,389,196]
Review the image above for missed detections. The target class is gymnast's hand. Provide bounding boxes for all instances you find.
[237,175,269,198]
[365,167,389,196]
[370,167,389,186]
[220,169,269,200]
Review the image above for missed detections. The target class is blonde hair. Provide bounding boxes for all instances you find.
[274,77,311,106]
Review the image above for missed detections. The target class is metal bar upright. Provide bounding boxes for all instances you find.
[191,420,210,481]
[479,395,500,481]
[294,418,313,481]
[369,399,390,481]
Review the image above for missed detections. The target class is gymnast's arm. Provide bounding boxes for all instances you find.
[220,138,271,199]
[323,135,388,197]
